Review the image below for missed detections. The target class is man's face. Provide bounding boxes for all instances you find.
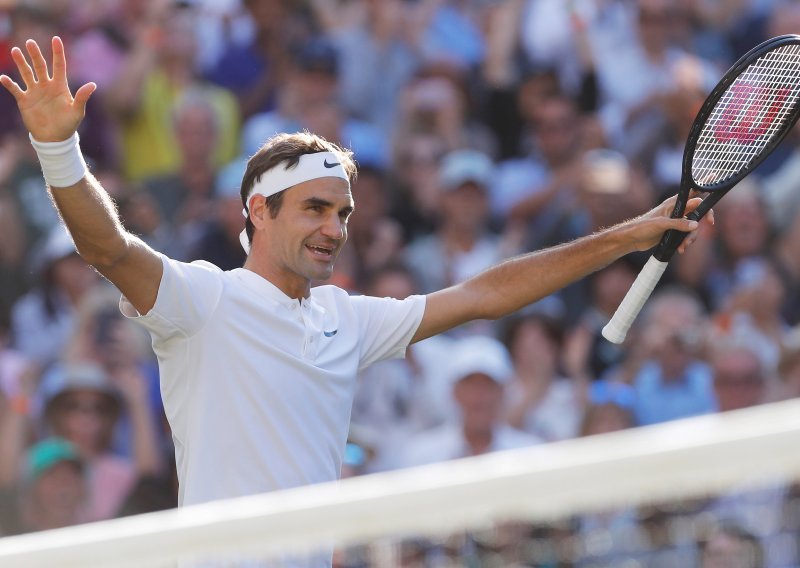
[255,177,354,293]
[454,373,504,434]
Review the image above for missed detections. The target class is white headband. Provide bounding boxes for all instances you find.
[239,151,349,253]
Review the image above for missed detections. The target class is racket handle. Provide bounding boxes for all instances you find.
[601,255,668,344]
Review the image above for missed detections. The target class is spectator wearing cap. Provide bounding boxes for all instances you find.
[579,380,636,437]
[396,335,542,469]
[241,38,388,170]
[0,437,86,535]
[405,149,515,295]
[36,363,141,522]
[10,225,98,366]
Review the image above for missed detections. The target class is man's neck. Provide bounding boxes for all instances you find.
[242,258,310,300]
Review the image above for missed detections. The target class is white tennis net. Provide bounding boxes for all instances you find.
[2,399,800,567]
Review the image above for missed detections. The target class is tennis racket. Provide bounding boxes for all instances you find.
[602,34,800,344]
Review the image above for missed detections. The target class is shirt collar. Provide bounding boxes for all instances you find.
[233,268,313,310]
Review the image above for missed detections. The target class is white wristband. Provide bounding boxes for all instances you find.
[29,132,88,188]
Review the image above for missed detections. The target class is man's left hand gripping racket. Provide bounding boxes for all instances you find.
[602,34,800,344]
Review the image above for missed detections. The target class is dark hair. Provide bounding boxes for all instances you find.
[240,131,357,249]
[698,522,763,567]
[500,311,565,354]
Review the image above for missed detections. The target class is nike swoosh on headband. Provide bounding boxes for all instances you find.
[323,329,338,337]
[323,159,340,168]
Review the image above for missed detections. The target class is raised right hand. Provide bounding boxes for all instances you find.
[0,36,96,143]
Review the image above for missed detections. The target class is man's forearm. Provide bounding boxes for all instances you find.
[467,225,635,321]
[49,173,130,267]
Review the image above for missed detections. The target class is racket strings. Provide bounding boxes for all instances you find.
[693,43,800,187]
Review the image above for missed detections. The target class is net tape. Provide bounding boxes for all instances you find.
[2,399,800,567]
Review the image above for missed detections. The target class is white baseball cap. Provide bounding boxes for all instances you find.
[443,335,514,386]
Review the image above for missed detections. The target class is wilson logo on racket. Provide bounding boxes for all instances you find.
[714,83,791,143]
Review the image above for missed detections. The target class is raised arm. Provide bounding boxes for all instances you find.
[0,37,162,315]
[411,196,705,343]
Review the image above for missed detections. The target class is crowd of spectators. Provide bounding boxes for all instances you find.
[2,0,800,565]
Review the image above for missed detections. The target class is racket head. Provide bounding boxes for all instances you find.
[682,34,800,194]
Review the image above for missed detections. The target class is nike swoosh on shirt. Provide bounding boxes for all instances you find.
[323,159,340,169]
[323,329,338,337]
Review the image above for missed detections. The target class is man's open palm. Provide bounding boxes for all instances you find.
[0,36,95,143]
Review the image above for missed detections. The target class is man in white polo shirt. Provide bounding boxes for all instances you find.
[2,36,707,557]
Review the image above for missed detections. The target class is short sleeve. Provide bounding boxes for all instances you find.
[349,294,426,370]
[120,255,224,341]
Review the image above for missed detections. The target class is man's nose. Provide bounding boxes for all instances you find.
[321,214,345,239]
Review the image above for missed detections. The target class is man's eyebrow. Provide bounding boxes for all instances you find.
[303,197,354,214]
[303,197,334,208]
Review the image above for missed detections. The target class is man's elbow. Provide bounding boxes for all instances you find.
[76,236,131,270]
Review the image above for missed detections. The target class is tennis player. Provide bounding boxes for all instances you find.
[2,36,707,563]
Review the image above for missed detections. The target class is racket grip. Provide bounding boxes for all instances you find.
[601,256,668,344]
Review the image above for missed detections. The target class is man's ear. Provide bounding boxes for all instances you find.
[249,195,269,229]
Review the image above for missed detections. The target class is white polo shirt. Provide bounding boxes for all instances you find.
[122,255,426,507]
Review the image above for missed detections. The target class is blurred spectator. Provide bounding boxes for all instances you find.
[627,53,716,200]
[185,157,248,270]
[350,263,455,471]
[520,0,636,97]
[549,148,654,322]
[675,180,775,312]
[709,339,771,413]
[777,342,800,401]
[563,258,639,383]
[312,0,420,136]
[393,65,497,160]
[698,522,763,568]
[242,37,388,169]
[703,337,795,567]
[479,0,535,161]
[334,165,405,291]
[105,1,240,181]
[142,89,222,229]
[573,380,648,565]
[389,131,447,239]
[579,380,637,436]
[396,335,541,468]
[596,0,719,151]
[503,311,584,442]
[709,257,792,373]
[36,362,148,522]
[0,185,28,325]
[495,95,585,240]
[407,0,488,70]
[10,226,99,366]
[4,3,117,169]
[608,286,716,426]
[0,437,87,535]
[206,0,315,119]
[117,186,187,262]
[405,148,512,295]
